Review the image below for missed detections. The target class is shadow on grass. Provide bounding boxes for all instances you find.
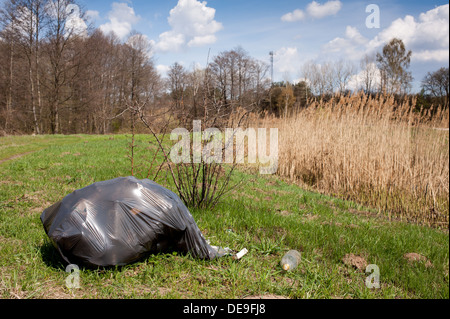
[39,239,203,274]
[39,242,129,272]
[39,241,67,271]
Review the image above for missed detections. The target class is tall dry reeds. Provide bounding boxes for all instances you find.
[253,92,449,228]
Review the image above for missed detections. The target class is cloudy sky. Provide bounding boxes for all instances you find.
[79,0,449,92]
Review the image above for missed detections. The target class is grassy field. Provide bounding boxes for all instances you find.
[0,134,448,299]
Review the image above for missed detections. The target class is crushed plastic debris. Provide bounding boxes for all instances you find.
[210,245,234,258]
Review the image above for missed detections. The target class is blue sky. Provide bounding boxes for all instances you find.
[78,0,449,92]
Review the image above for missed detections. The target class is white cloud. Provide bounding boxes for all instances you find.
[100,2,141,40]
[281,9,306,22]
[155,0,223,52]
[86,10,100,21]
[306,1,342,19]
[412,49,449,63]
[367,4,449,62]
[366,15,416,51]
[347,63,381,92]
[344,26,367,45]
[325,4,449,63]
[324,26,368,60]
[156,31,186,52]
[274,47,302,78]
[188,34,217,47]
[156,64,171,77]
[281,1,341,22]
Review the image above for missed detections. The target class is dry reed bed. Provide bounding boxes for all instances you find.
[253,93,449,228]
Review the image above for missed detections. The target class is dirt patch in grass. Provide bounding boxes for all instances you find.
[252,187,272,195]
[59,152,71,157]
[302,213,319,221]
[404,253,433,268]
[266,180,280,187]
[156,287,172,296]
[0,179,24,186]
[271,274,300,288]
[0,236,23,248]
[230,190,260,202]
[275,209,291,216]
[342,254,368,271]
[40,284,79,299]
[0,151,35,165]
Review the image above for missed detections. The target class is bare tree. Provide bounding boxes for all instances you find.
[0,0,20,132]
[249,59,270,107]
[42,0,85,133]
[376,38,413,95]
[321,62,335,94]
[0,27,15,132]
[10,0,47,134]
[167,62,187,117]
[421,67,449,108]
[186,66,205,119]
[360,54,379,94]
[334,59,355,94]
[0,0,165,135]
[208,47,266,114]
[302,60,319,96]
[209,51,229,107]
[302,60,336,96]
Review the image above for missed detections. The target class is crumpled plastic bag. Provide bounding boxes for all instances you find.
[40,176,217,268]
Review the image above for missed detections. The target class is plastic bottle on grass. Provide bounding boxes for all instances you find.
[280,250,301,272]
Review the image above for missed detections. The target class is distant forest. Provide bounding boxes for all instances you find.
[1,0,448,135]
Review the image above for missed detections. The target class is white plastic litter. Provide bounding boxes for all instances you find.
[234,248,249,260]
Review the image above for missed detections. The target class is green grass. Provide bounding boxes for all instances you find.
[0,134,448,299]
[0,135,96,162]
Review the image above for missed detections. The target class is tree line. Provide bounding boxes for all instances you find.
[0,0,448,135]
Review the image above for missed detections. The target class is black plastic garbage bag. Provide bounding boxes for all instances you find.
[41,176,217,268]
